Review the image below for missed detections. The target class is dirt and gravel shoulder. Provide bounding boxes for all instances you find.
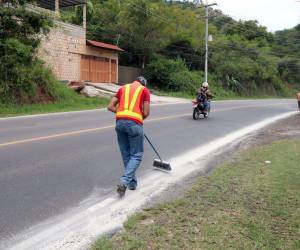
[237,112,300,149]
[150,112,300,204]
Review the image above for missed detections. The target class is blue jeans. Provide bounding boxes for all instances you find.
[115,119,144,189]
[203,100,210,112]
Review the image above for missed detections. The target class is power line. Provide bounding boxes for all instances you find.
[86,26,300,64]
[83,36,300,68]
[84,3,299,69]
[131,4,171,24]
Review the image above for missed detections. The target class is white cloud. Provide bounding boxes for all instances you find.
[210,0,300,31]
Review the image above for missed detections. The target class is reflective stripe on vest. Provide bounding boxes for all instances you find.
[116,84,145,123]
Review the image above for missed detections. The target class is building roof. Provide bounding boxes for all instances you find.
[37,0,86,10]
[86,40,124,52]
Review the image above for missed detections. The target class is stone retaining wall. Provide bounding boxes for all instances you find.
[38,21,119,82]
[38,21,85,81]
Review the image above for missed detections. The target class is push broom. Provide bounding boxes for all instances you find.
[144,133,172,171]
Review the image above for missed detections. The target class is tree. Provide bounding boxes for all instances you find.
[160,39,204,70]
[116,0,170,68]
[0,0,58,104]
[223,20,274,44]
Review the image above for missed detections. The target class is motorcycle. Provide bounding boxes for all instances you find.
[192,93,210,120]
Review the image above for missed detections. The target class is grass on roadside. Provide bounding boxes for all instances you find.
[91,139,300,250]
[151,89,287,101]
[1,81,292,118]
[0,92,110,117]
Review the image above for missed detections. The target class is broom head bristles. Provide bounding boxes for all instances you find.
[153,159,172,171]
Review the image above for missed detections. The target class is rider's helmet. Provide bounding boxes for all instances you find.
[202,82,209,88]
[136,76,147,86]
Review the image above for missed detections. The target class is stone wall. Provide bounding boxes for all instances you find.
[39,21,119,82]
[38,21,85,81]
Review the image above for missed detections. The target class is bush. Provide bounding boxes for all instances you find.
[144,56,202,93]
[0,38,61,104]
[0,2,61,105]
[272,79,290,96]
[169,70,202,94]
[144,55,239,98]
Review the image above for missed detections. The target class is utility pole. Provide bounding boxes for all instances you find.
[199,1,217,83]
[82,3,87,29]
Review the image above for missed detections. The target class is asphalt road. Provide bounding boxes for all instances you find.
[0,99,297,246]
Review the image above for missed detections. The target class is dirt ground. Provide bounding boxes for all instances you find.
[148,112,300,206]
[237,112,300,150]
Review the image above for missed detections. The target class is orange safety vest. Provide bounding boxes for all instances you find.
[116,82,145,124]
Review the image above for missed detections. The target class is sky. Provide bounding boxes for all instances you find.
[207,0,300,32]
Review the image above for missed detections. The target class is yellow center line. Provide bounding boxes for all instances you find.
[0,126,114,148]
[0,103,287,148]
[0,114,191,148]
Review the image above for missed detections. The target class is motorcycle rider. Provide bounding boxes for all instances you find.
[196,82,213,116]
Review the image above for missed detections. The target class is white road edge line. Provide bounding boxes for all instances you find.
[5,111,298,250]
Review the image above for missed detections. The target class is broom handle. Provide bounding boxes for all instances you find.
[144,133,163,161]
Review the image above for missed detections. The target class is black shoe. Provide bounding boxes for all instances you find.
[128,186,136,190]
[117,184,127,197]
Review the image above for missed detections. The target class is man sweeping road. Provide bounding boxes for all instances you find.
[107,76,150,197]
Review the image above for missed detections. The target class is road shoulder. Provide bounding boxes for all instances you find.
[91,113,300,249]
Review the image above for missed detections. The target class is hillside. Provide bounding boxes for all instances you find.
[81,0,299,97]
[1,0,299,108]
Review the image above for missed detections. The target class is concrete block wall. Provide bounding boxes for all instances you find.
[39,21,120,83]
[38,21,86,81]
[118,66,142,85]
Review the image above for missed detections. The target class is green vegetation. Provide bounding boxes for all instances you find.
[1,1,299,115]
[62,0,299,97]
[91,139,300,249]
[0,1,108,115]
[145,56,202,93]
[0,0,58,105]
[0,87,109,117]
